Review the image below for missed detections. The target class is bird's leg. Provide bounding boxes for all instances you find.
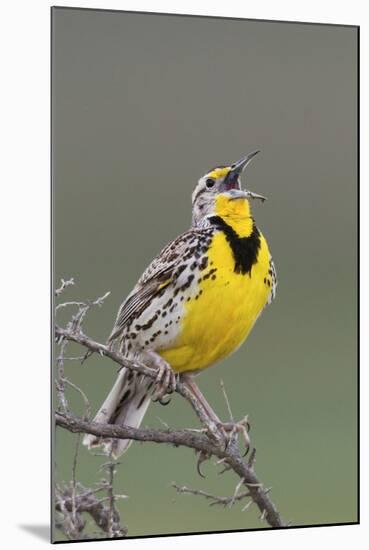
[181,374,250,452]
[181,374,222,425]
[141,350,177,401]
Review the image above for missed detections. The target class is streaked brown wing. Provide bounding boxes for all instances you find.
[107,268,173,343]
[107,228,206,344]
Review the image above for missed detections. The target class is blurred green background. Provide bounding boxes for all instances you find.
[52,8,358,540]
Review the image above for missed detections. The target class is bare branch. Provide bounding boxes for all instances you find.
[56,411,285,528]
[54,284,286,533]
[55,277,75,296]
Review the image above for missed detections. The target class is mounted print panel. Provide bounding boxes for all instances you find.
[52,7,358,542]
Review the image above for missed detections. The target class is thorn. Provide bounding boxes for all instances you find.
[156,416,170,429]
[81,350,93,364]
[241,500,253,512]
[228,477,245,508]
[220,378,234,421]
[216,457,232,475]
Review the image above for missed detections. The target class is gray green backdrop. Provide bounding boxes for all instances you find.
[52,7,358,540]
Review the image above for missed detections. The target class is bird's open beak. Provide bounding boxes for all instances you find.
[230,150,260,176]
[223,150,267,202]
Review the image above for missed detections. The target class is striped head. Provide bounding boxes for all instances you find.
[191,151,266,226]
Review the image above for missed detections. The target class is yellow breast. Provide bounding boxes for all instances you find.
[160,226,272,373]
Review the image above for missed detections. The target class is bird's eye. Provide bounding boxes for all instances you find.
[206,178,215,188]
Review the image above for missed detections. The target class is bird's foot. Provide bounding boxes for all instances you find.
[215,416,250,455]
[144,350,177,401]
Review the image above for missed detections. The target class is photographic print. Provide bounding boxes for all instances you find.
[52,7,358,542]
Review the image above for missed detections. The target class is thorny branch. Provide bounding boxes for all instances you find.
[54,280,286,537]
[54,283,127,539]
[55,481,128,540]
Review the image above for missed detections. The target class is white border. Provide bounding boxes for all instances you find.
[1,1,366,548]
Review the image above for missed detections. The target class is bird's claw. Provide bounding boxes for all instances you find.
[196,450,211,478]
[152,394,172,406]
[152,359,177,401]
[215,417,251,454]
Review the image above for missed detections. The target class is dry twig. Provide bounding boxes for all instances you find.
[172,482,252,508]
[55,277,75,296]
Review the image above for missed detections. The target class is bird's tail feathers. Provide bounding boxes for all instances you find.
[83,368,152,458]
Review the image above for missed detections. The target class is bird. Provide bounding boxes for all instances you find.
[83,151,277,457]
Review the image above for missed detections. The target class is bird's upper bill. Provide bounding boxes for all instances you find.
[207,151,267,202]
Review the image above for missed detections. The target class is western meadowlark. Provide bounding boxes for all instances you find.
[83,151,277,457]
